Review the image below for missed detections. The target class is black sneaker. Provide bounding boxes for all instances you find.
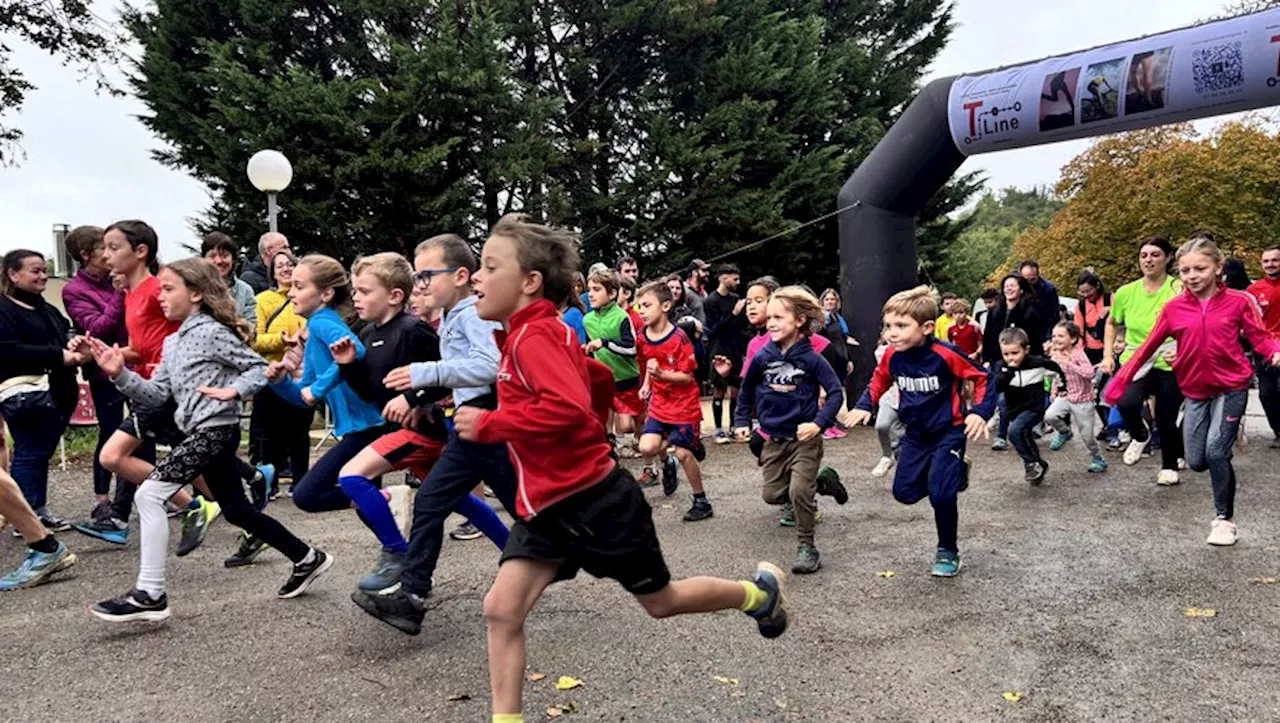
[792,543,822,574]
[1026,460,1048,485]
[351,587,427,636]
[662,455,679,496]
[815,466,848,505]
[224,532,268,568]
[449,522,483,541]
[682,498,713,522]
[90,588,170,623]
[38,512,71,532]
[745,562,788,639]
[90,500,114,522]
[278,550,333,599]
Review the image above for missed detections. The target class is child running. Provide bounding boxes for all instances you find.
[845,286,994,577]
[733,286,849,573]
[1105,236,1280,546]
[0,422,77,590]
[946,299,982,361]
[635,280,711,520]
[454,214,788,722]
[88,259,332,621]
[328,252,507,592]
[582,268,642,456]
[992,327,1065,485]
[1044,321,1107,473]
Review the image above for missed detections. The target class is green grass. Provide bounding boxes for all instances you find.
[3,427,101,463]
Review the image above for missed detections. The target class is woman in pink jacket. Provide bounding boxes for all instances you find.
[1105,237,1280,547]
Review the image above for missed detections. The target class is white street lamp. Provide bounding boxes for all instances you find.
[246,150,293,233]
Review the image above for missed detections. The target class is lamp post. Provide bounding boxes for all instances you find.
[246,150,293,233]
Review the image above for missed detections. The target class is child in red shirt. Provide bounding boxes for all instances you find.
[946,299,982,360]
[452,214,789,723]
[636,280,711,521]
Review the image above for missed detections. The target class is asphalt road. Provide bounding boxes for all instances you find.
[4,427,1280,722]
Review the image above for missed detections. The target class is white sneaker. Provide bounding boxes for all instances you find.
[1118,430,1132,444]
[1206,518,1237,546]
[1177,457,1187,470]
[1156,469,1180,486]
[871,456,895,478]
[1123,439,1147,466]
[387,484,415,540]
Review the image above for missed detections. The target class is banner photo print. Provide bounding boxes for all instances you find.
[947,8,1280,155]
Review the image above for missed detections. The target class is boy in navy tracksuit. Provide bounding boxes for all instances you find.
[845,286,995,577]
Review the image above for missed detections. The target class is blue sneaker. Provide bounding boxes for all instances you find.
[930,548,961,577]
[1050,430,1072,451]
[745,561,789,638]
[1088,455,1108,474]
[0,541,78,591]
[357,549,406,594]
[256,464,277,505]
[72,518,130,545]
[991,438,1009,451]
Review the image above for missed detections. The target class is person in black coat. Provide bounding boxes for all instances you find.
[0,250,89,528]
[982,274,1043,364]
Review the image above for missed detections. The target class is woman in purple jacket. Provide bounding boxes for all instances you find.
[61,226,129,522]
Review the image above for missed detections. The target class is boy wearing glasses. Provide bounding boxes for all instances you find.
[352,234,519,635]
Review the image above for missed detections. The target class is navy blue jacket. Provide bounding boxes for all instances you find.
[734,337,843,439]
[856,338,996,436]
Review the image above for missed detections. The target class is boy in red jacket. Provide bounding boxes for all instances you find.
[452,214,789,723]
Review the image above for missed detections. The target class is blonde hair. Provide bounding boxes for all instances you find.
[352,252,414,300]
[1177,236,1224,264]
[770,286,824,335]
[587,268,620,296]
[882,285,940,325]
[162,258,253,341]
[298,254,354,321]
[951,298,971,315]
[489,214,580,307]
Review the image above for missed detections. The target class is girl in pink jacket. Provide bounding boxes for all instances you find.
[1105,237,1280,547]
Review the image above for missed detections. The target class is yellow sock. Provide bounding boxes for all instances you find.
[739,580,767,612]
[493,714,524,723]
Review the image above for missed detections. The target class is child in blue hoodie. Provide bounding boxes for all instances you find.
[734,286,848,575]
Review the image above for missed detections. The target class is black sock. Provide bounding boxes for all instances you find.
[693,492,707,503]
[712,399,724,429]
[934,501,958,552]
[29,535,59,554]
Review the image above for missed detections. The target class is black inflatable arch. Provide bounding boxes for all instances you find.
[839,7,1280,398]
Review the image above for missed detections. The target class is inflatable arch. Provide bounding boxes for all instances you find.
[838,7,1280,397]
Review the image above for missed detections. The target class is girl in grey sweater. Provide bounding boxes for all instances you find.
[86,258,333,622]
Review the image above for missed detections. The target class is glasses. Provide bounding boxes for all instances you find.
[414,267,459,284]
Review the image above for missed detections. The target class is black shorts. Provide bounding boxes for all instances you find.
[119,399,185,448]
[500,466,671,596]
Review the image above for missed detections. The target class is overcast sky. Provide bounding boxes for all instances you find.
[0,0,1240,265]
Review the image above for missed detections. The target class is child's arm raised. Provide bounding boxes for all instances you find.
[307,315,364,401]
[402,312,500,391]
[101,338,172,409]
[1101,308,1173,407]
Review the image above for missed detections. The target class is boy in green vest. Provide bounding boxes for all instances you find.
[584,269,643,454]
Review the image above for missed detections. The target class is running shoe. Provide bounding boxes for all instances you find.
[224,532,268,568]
[745,561,789,639]
[90,588,169,622]
[871,455,895,478]
[351,587,428,636]
[714,430,732,445]
[72,517,129,546]
[990,438,1009,451]
[1025,459,1048,486]
[0,541,77,591]
[38,512,71,532]
[89,500,114,522]
[449,522,483,541]
[637,467,659,488]
[1156,469,1180,486]
[278,549,333,598]
[1206,518,1237,546]
[176,498,219,557]
[357,549,406,593]
[816,465,848,505]
[1122,438,1147,466]
[930,548,961,577]
[792,544,821,574]
[1050,430,1072,451]
[662,455,679,496]
[1088,455,1108,474]
[682,497,713,522]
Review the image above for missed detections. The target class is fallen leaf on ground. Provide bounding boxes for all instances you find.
[1183,607,1218,618]
[555,676,584,690]
[661,504,674,509]
[876,570,896,578]
[545,702,578,718]
[446,693,471,702]
[1249,577,1278,584]
[1002,692,1023,703]
[711,675,740,685]
[527,673,547,682]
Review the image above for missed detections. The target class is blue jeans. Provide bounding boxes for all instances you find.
[400,432,517,596]
[1008,410,1043,465]
[996,394,1010,439]
[7,405,70,512]
[88,377,125,496]
[1183,390,1248,520]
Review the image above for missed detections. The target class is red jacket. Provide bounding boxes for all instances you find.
[1105,286,1280,404]
[473,299,616,520]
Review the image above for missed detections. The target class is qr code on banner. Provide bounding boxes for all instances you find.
[1192,41,1244,94]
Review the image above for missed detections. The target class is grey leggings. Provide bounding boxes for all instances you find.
[1182,390,1248,520]
[876,404,904,457]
